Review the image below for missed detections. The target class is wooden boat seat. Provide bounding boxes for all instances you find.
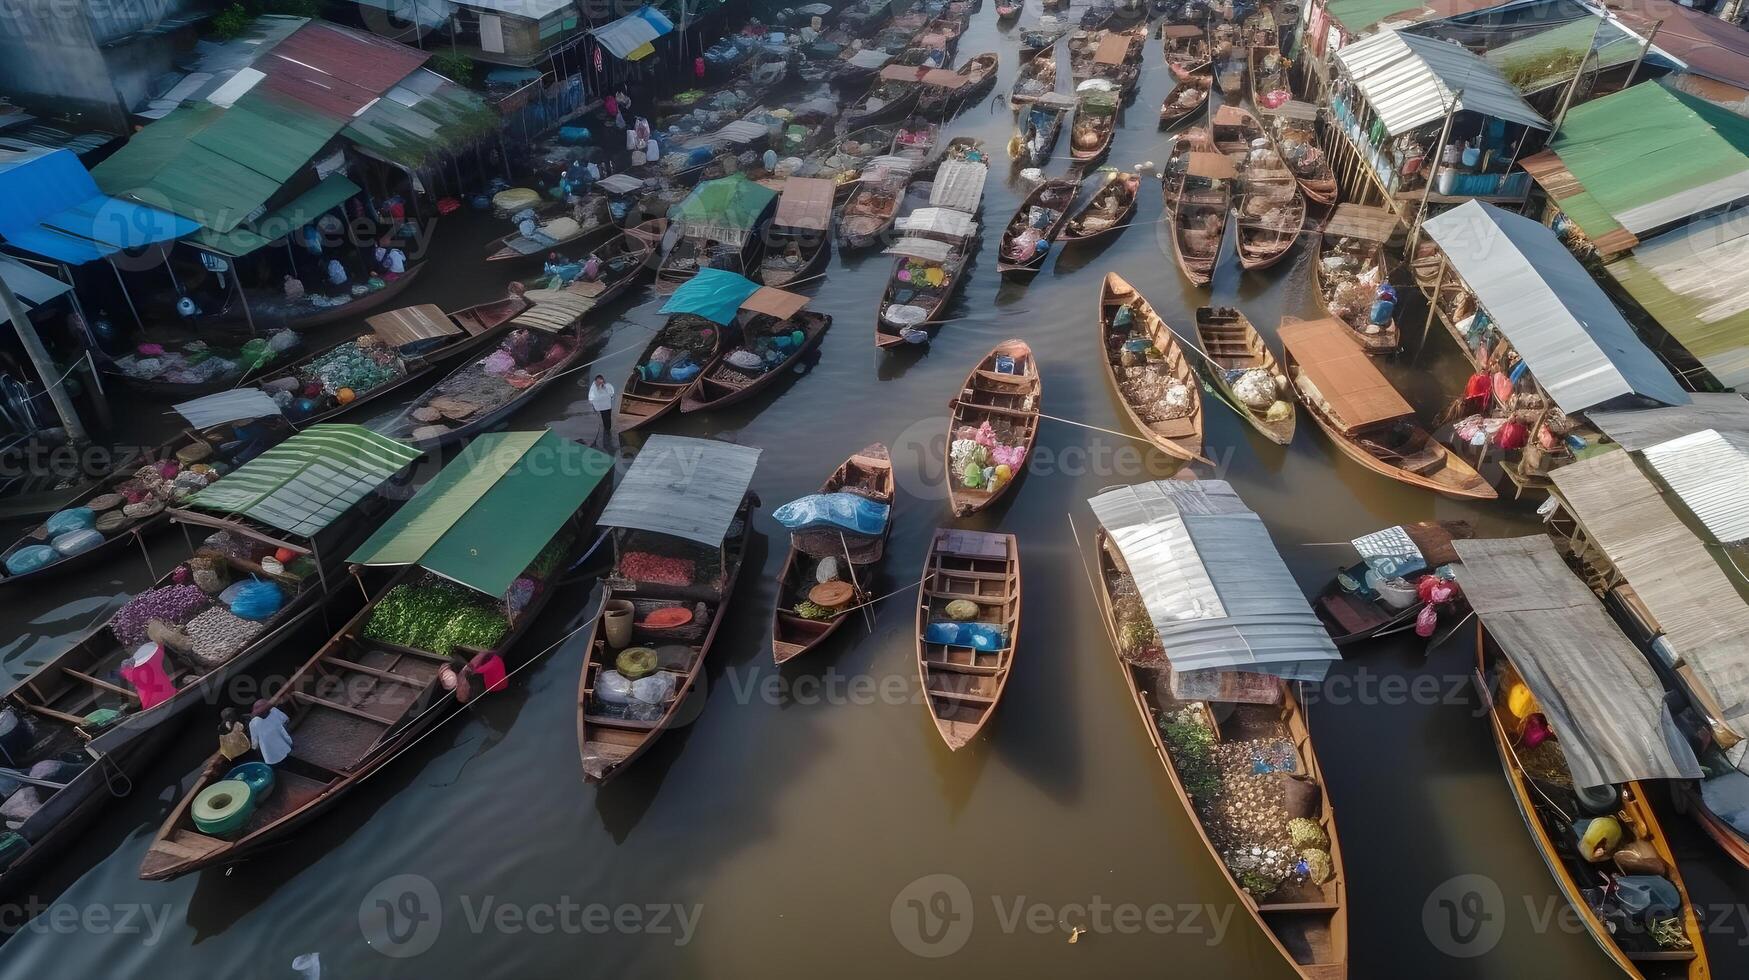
[1318,593,1383,635]
[958,400,1035,420]
[1257,901,1340,913]
[930,588,1015,605]
[927,687,998,704]
[923,659,1004,676]
[1625,950,1697,962]
[974,369,1031,386]
[581,713,666,731]
[294,690,400,725]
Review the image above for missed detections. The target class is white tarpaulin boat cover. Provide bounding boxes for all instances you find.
[1332,28,1548,137]
[173,389,283,429]
[1088,480,1340,683]
[882,236,955,263]
[895,207,976,240]
[928,160,987,212]
[1453,536,1702,788]
[598,435,760,546]
[1422,201,1689,413]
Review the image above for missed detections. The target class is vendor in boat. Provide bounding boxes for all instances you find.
[249,699,294,766]
[373,238,407,281]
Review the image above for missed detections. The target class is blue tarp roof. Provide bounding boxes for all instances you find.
[0,148,195,264]
[657,268,760,325]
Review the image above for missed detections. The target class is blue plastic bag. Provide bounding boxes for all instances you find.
[5,545,56,576]
[229,579,284,622]
[51,529,105,557]
[44,508,95,535]
[772,492,890,536]
[925,621,1006,651]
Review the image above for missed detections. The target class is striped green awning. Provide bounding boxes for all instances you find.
[348,431,612,596]
[188,424,421,538]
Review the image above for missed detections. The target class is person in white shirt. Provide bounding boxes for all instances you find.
[248,699,294,765]
[326,258,347,287]
[588,374,616,444]
[382,247,406,278]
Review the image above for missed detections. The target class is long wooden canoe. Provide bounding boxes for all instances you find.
[680,311,832,413]
[947,340,1040,517]
[1313,206,1402,353]
[917,528,1020,751]
[1062,171,1138,244]
[1099,273,1202,460]
[771,445,895,664]
[996,178,1076,276]
[1009,48,1058,109]
[1235,149,1306,271]
[1159,78,1209,127]
[1170,150,1233,286]
[1194,306,1295,444]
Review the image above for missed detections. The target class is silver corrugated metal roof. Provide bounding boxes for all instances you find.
[172,389,283,429]
[598,435,761,546]
[928,160,987,213]
[1422,201,1689,413]
[1590,393,1749,451]
[714,120,772,146]
[1452,536,1701,789]
[1333,28,1549,137]
[1087,480,1339,684]
[895,207,977,239]
[1643,429,1749,544]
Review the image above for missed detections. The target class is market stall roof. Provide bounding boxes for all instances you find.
[1088,480,1340,683]
[1422,201,1689,413]
[1550,451,1749,735]
[1332,27,1548,137]
[846,48,895,70]
[1094,31,1131,65]
[0,147,196,265]
[1186,151,1237,179]
[189,173,361,258]
[896,207,977,240]
[669,173,778,243]
[1278,317,1413,430]
[598,435,761,546]
[1452,536,1702,789]
[342,69,499,173]
[921,68,968,89]
[1480,14,1643,94]
[772,176,835,231]
[590,5,674,61]
[928,160,987,212]
[711,120,771,146]
[186,424,420,538]
[1642,429,1749,544]
[462,0,575,16]
[1590,394,1749,451]
[350,430,611,596]
[367,304,460,346]
[1603,207,1749,390]
[740,286,810,321]
[1322,203,1399,242]
[173,389,283,429]
[0,257,70,310]
[658,268,762,325]
[883,236,954,263]
[1613,0,1749,92]
[595,173,645,195]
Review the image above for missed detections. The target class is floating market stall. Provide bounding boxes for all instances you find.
[656,173,779,293]
[1086,480,1346,980]
[1455,536,1712,978]
[578,435,762,782]
[770,444,895,664]
[678,278,829,414]
[100,330,302,400]
[1311,520,1471,646]
[1311,204,1401,353]
[139,431,613,879]
[759,176,835,286]
[0,425,418,891]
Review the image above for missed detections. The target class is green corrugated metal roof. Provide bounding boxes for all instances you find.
[349,431,612,597]
[1484,17,1640,94]
[1547,83,1749,242]
[1325,0,1423,33]
[1606,211,1749,389]
[343,70,500,172]
[189,173,361,257]
[189,424,421,538]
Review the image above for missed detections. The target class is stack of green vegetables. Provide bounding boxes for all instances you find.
[363,580,509,655]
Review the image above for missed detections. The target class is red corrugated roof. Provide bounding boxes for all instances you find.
[1610,0,1749,91]
[259,21,428,120]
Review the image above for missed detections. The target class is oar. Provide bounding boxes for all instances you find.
[0,766,69,791]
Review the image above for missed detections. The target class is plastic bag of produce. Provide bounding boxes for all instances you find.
[597,670,633,704]
[45,508,95,535]
[630,671,676,705]
[229,579,284,621]
[924,621,1006,651]
[51,529,105,557]
[5,545,56,575]
[771,492,890,535]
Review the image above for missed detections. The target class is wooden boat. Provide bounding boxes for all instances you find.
[680,310,831,413]
[1235,147,1306,270]
[1163,23,1212,83]
[946,340,1040,516]
[996,0,1022,19]
[617,314,724,432]
[1279,316,1497,499]
[655,228,761,295]
[1212,103,1264,156]
[388,318,589,453]
[1012,93,1074,166]
[1260,101,1337,206]
[919,53,998,117]
[759,179,834,287]
[1062,171,1138,244]
[839,156,914,248]
[1313,520,1471,645]
[0,415,295,590]
[1249,42,1292,105]
[1313,204,1402,353]
[1008,48,1057,109]
[771,444,895,664]
[996,178,1076,277]
[578,492,755,783]
[275,261,429,333]
[8,426,414,891]
[916,529,1020,750]
[1079,1,1114,29]
[1216,55,1245,97]
[138,432,608,879]
[1471,599,1711,979]
[1170,151,1235,286]
[844,68,926,129]
[486,196,615,263]
[1160,126,1214,200]
[1069,87,1119,165]
[100,336,294,400]
[889,118,940,165]
[876,233,977,348]
[1159,78,1209,127]
[1098,273,1203,460]
[1092,525,1348,980]
[820,125,900,202]
[1018,16,1070,61]
[1193,306,1295,444]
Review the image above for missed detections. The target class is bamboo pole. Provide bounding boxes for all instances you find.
[1623,19,1663,89]
[1407,88,1461,258]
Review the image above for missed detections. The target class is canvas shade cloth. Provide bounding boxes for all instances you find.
[173,389,282,430]
[921,68,968,90]
[659,268,762,325]
[598,435,761,546]
[928,161,987,213]
[1279,317,1413,432]
[511,291,596,332]
[1088,480,1340,684]
[1162,24,1203,38]
[1264,100,1319,122]
[187,424,419,538]
[1094,32,1131,65]
[896,207,977,240]
[1322,203,1398,242]
[1212,104,1253,127]
[772,177,835,232]
[846,49,894,70]
[1452,536,1701,789]
[1551,451,1749,737]
[350,431,611,596]
[669,174,777,246]
[1642,429,1749,544]
[711,120,771,146]
[884,236,954,263]
[740,286,809,321]
[368,305,460,347]
[1186,152,1237,179]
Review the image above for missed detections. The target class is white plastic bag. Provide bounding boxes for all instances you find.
[597,670,633,704]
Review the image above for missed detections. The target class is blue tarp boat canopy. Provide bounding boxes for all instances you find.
[658,268,761,325]
[591,5,674,60]
[0,147,195,264]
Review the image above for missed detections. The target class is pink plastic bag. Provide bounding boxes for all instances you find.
[1415,603,1439,638]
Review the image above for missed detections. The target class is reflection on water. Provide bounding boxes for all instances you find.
[2,7,1746,979]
